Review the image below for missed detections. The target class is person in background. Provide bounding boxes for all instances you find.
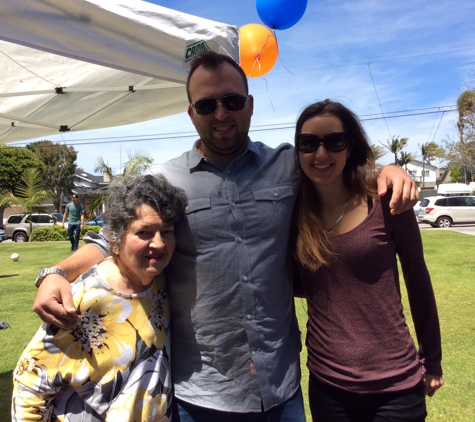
[289,100,443,422]
[13,174,186,421]
[32,52,419,422]
[62,194,84,251]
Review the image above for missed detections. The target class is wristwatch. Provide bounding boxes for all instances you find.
[35,267,68,288]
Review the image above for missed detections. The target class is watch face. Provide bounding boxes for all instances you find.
[35,268,51,287]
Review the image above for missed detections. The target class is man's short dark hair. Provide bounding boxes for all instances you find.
[186,51,248,102]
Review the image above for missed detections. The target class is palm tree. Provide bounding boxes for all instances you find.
[380,136,409,166]
[456,90,475,183]
[88,148,154,217]
[94,157,113,182]
[0,168,55,236]
[122,148,154,177]
[94,148,153,179]
[370,144,387,164]
[398,151,414,171]
[419,142,443,188]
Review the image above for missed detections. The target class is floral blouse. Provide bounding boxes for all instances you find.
[12,265,171,422]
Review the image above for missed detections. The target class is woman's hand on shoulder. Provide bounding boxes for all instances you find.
[376,165,419,214]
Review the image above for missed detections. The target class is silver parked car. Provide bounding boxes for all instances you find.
[3,213,58,242]
[417,196,475,228]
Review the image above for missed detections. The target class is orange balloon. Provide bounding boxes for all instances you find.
[239,24,278,78]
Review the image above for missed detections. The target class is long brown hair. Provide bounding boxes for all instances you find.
[290,100,377,272]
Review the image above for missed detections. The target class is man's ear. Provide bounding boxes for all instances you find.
[248,94,254,116]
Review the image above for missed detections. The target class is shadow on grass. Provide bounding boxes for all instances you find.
[0,275,19,279]
[0,370,13,419]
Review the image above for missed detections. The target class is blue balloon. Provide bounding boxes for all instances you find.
[256,0,307,30]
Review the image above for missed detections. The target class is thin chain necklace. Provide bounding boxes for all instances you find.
[328,194,351,231]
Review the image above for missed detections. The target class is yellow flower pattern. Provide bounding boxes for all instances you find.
[12,267,172,422]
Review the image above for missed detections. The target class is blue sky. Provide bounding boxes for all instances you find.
[14,0,475,174]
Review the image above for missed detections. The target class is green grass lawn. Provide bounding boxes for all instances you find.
[1,232,475,420]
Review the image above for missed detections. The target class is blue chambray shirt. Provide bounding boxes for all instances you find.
[86,139,302,412]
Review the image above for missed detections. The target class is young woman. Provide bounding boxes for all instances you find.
[289,100,443,422]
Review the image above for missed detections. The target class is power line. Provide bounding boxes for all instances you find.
[367,62,392,139]
[9,106,458,148]
[272,45,475,74]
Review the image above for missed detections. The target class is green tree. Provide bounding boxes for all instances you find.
[449,165,473,183]
[380,136,409,166]
[27,141,78,212]
[88,148,153,217]
[94,148,153,179]
[370,144,387,164]
[398,151,414,171]
[451,89,475,183]
[0,145,43,223]
[419,141,444,188]
[0,168,55,236]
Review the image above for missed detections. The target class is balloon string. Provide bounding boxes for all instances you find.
[262,77,276,114]
[249,32,272,77]
[272,29,294,75]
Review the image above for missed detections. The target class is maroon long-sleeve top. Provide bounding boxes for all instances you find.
[293,194,442,393]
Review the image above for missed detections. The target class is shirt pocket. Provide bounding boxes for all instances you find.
[251,184,294,238]
[180,196,218,248]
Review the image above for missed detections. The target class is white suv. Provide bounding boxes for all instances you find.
[3,213,59,242]
[417,196,475,228]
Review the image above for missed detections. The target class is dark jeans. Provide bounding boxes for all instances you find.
[309,374,426,422]
[67,224,81,251]
[172,387,306,422]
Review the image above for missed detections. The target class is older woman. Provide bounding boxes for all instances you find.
[12,174,186,422]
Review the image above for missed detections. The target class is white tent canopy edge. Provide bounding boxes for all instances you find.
[0,0,240,144]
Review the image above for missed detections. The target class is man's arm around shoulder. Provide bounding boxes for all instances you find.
[33,244,105,329]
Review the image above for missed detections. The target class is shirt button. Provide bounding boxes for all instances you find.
[238,237,243,243]
[251,351,256,356]
[243,276,248,281]
[232,202,236,207]
[246,314,252,320]
[273,192,279,197]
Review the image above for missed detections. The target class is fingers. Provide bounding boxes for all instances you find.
[36,306,79,330]
[389,181,419,214]
[33,274,79,329]
[58,281,78,314]
[422,374,444,397]
[377,165,420,214]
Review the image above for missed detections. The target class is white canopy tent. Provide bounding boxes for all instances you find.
[0,0,239,144]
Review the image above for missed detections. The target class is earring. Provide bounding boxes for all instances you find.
[111,245,120,255]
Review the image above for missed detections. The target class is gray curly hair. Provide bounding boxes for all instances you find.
[102,174,187,247]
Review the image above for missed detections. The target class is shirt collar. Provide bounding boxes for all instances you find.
[188,137,260,170]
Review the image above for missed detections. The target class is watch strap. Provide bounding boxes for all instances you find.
[35,267,68,288]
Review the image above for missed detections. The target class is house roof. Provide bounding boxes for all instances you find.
[407,160,438,171]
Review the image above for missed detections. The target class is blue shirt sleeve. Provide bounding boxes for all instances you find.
[83,229,110,257]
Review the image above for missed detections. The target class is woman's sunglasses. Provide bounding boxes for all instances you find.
[190,94,249,116]
[296,132,350,154]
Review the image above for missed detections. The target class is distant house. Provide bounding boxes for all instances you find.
[2,168,110,223]
[405,160,438,189]
[73,169,110,196]
[68,169,110,215]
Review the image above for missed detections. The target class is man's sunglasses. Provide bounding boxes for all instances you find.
[296,132,350,154]
[190,94,249,116]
